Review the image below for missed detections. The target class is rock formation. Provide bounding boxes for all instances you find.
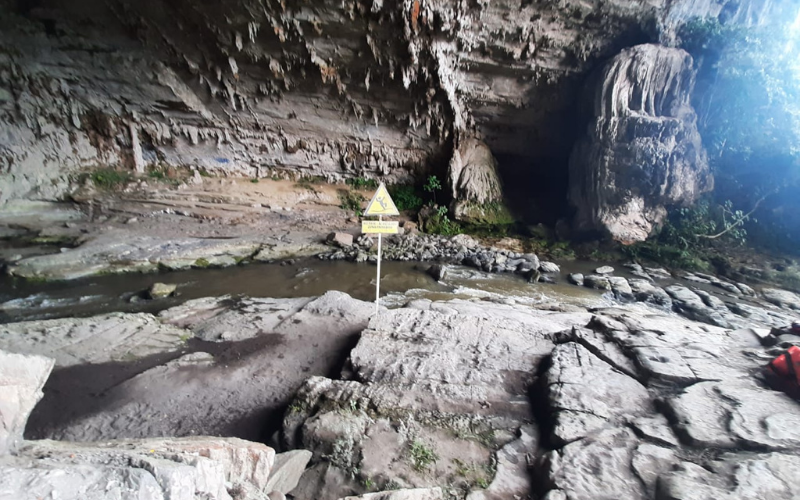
[3,0,794,226]
[569,44,712,242]
[447,137,512,225]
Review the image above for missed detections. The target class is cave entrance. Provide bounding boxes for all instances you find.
[494,153,572,229]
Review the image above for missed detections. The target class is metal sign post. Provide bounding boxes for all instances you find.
[361,182,400,318]
[375,215,382,317]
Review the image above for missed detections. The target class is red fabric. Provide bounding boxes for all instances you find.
[769,346,800,385]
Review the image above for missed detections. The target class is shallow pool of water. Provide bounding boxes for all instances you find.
[0,258,618,323]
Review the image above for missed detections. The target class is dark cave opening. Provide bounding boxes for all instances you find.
[495,153,573,228]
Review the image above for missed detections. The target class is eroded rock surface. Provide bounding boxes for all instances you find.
[23,291,373,442]
[3,279,800,500]
[569,44,712,242]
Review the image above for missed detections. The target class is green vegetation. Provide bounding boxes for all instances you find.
[338,189,366,216]
[409,440,438,472]
[193,258,211,268]
[453,459,494,489]
[295,175,326,192]
[455,201,515,228]
[346,177,379,190]
[81,168,132,189]
[287,401,307,414]
[676,17,800,253]
[145,165,183,185]
[388,184,424,212]
[30,235,76,246]
[250,178,259,183]
[327,437,360,480]
[148,168,166,181]
[361,476,375,490]
[425,206,462,236]
[624,199,756,271]
[423,175,442,205]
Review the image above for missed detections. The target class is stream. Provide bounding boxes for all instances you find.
[0,258,625,324]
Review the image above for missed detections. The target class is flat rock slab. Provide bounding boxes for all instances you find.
[545,427,674,500]
[26,292,373,442]
[284,299,591,499]
[0,313,187,366]
[658,453,800,500]
[669,381,800,450]
[546,343,650,444]
[7,231,264,280]
[593,307,762,387]
[350,307,558,413]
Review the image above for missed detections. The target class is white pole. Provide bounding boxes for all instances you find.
[375,215,382,318]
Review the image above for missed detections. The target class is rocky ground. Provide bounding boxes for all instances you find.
[3,186,800,499]
[3,262,800,499]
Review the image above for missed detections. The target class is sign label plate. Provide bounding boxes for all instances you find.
[361,220,400,234]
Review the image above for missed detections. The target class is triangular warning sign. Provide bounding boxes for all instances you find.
[363,182,399,216]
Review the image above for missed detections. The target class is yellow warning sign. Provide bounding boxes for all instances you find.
[363,182,399,216]
[362,220,400,234]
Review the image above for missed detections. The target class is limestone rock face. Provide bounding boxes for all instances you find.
[3,0,790,208]
[569,44,712,243]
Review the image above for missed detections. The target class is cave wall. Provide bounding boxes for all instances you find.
[0,0,794,210]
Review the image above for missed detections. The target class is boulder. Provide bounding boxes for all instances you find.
[327,232,354,248]
[628,279,672,308]
[583,275,611,291]
[265,450,313,495]
[449,234,480,249]
[664,285,733,328]
[762,288,800,310]
[569,44,711,243]
[148,282,177,299]
[425,264,447,282]
[608,277,633,300]
[595,266,614,275]
[0,351,54,455]
[539,261,560,274]
[402,221,418,235]
[567,273,584,286]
